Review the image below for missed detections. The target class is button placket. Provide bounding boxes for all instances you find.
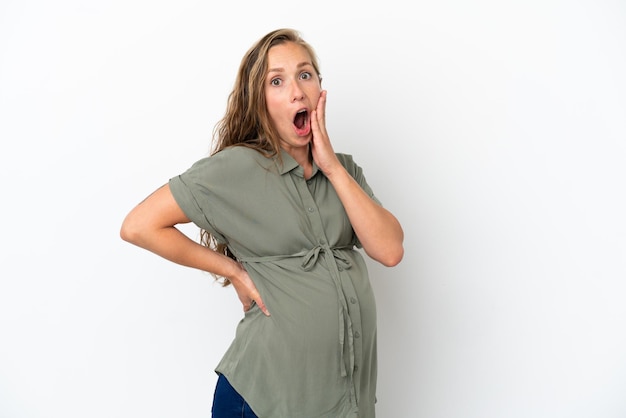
[295,174,326,248]
[292,173,359,383]
[342,280,364,385]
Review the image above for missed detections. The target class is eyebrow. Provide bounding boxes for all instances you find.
[267,61,313,75]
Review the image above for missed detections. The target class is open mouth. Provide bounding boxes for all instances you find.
[294,109,308,130]
[293,109,311,136]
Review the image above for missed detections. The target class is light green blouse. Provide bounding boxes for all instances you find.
[169,146,381,418]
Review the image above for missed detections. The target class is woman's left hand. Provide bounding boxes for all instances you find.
[310,90,341,176]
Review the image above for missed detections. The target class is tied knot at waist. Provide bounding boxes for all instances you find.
[301,244,353,271]
[237,244,354,272]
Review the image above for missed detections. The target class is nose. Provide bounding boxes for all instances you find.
[291,82,304,102]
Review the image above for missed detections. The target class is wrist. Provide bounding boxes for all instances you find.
[324,163,349,183]
[224,259,245,284]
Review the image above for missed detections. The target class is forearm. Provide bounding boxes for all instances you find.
[130,225,241,278]
[326,167,404,266]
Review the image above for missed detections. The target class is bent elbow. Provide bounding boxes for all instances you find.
[376,245,404,267]
[119,216,142,245]
[384,247,404,267]
[119,223,134,244]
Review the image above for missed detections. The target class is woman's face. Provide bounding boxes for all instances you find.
[264,42,321,156]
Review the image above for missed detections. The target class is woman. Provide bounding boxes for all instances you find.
[120,28,404,418]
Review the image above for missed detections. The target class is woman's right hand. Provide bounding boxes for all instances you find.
[228,264,270,316]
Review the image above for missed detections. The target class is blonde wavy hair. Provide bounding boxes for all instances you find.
[200,28,322,285]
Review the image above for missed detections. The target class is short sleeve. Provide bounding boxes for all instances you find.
[336,153,382,206]
[335,153,382,249]
[169,157,228,244]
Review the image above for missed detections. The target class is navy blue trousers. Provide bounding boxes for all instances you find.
[211,374,259,418]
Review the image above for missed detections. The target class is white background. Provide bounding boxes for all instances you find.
[1,1,625,417]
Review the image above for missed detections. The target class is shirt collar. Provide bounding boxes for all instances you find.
[276,148,320,179]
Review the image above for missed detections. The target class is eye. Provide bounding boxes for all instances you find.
[270,78,282,86]
[300,71,312,80]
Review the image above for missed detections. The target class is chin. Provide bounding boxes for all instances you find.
[291,133,312,145]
